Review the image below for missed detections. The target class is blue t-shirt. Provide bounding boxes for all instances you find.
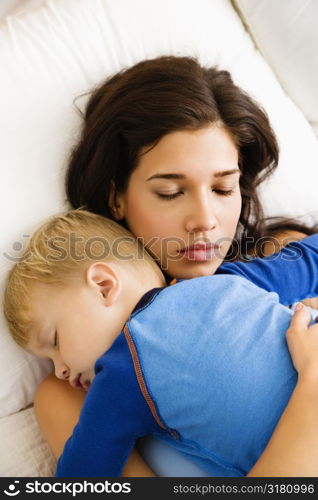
[56,234,318,477]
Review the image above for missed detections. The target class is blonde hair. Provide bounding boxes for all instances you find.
[3,209,162,347]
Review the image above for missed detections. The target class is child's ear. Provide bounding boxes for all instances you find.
[86,262,121,306]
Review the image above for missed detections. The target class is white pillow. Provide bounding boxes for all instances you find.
[1,0,318,418]
[233,0,318,137]
[0,406,56,476]
[0,0,45,19]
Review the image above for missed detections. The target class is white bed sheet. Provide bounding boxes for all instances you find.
[1,0,318,478]
[0,406,56,477]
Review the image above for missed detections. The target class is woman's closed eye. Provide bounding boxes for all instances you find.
[156,188,235,200]
[213,189,235,197]
[156,191,183,200]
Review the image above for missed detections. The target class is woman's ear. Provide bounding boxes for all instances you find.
[86,262,122,306]
[108,182,125,221]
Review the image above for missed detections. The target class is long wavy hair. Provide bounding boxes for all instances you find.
[66,55,280,256]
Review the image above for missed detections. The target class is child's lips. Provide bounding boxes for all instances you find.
[70,374,91,391]
[70,374,82,390]
[80,374,91,391]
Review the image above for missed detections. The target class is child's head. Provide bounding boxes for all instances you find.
[3,209,164,390]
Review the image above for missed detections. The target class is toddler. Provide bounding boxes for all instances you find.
[4,209,318,477]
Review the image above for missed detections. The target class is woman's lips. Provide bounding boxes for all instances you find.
[178,243,220,262]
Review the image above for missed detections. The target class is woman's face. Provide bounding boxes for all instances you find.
[115,125,242,279]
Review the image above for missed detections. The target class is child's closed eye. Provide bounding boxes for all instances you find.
[54,331,58,347]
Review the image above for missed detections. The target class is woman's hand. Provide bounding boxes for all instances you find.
[301,296,318,310]
[247,304,318,477]
[286,303,318,381]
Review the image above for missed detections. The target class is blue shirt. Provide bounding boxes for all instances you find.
[56,234,318,477]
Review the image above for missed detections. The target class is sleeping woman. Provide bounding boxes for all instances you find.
[33,55,318,476]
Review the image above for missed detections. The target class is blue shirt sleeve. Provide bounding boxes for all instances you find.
[55,333,163,477]
[217,233,318,306]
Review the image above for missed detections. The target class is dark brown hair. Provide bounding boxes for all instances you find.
[66,55,279,255]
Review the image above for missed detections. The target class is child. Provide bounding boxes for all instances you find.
[4,209,318,477]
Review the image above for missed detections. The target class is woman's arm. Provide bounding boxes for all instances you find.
[35,350,318,477]
[34,227,318,477]
[34,372,155,477]
[218,232,318,306]
[35,358,318,478]
[247,304,318,477]
[247,234,318,476]
[247,375,318,476]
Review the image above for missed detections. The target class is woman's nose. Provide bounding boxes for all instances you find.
[184,196,217,234]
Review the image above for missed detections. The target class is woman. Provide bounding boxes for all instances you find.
[34,55,318,476]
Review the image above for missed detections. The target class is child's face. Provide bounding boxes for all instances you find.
[26,278,119,391]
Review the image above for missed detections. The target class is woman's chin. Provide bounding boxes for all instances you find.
[168,258,223,280]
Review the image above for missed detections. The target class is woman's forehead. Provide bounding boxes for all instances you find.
[136,126,239,173]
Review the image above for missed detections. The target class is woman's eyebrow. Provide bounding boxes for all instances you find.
[214,168,241,178]
[147,173,184,181]
[146,168,240,181]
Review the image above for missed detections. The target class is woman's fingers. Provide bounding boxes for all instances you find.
[301,296,318,310]
[289,303,311,329]
[286,303,318,379]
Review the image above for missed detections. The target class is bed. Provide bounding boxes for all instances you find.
[1,0,318,477]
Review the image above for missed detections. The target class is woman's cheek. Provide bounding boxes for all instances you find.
[128,198,174,239]
[134,214,180,264]
[228,194,242,228]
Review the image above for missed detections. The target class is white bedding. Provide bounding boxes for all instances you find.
[0,406,56,477]
[1,0,317,477]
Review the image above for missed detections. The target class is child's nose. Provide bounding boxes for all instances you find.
[54,362,70,380]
